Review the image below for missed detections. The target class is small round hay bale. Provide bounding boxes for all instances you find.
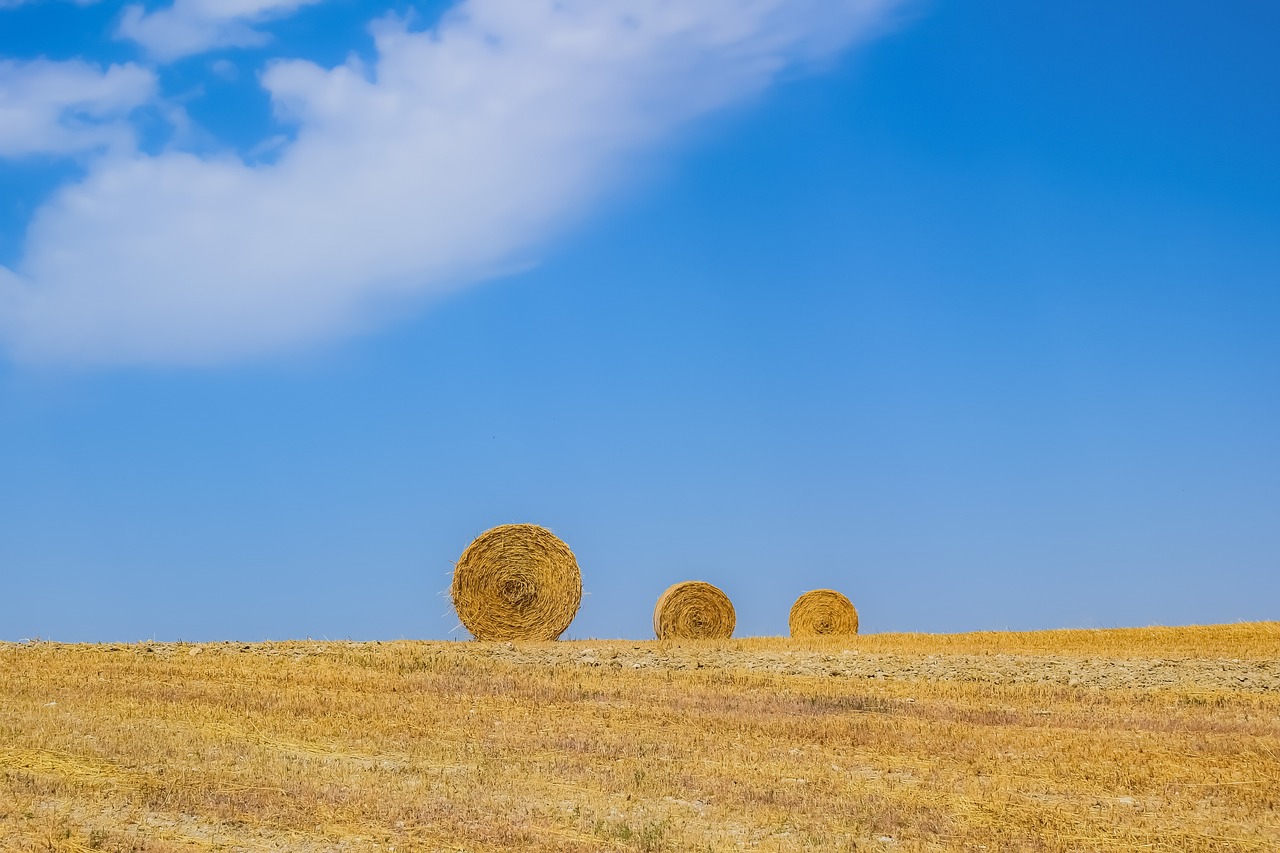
[451,524,582,641]
[653,581,735,640]
[789,589,858,638]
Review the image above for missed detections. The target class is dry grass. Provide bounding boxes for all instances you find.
[2,622,1278,852]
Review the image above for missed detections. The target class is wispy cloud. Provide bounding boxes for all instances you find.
[0,59,157,157]
[117,0,325,62]
[0,0,900,366]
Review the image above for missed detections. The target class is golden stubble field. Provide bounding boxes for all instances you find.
[2,623,1278,852]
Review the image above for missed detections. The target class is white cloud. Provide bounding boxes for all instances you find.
[0,59,156,157]
[210,58,240,80]
[0,0,899,366]
[117,0,325,62]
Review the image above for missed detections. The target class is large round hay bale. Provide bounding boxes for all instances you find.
[653,581,735,640]
[450,524,582,641]
[789,589,858,637]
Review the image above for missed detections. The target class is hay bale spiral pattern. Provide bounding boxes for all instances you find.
[653,581,736,640]
[789,589,859,637]
[451,524,582,641]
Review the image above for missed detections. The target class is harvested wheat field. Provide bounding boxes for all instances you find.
[2,623,1279,853]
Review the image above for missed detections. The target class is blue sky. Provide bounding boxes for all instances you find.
[1,0,1277,641]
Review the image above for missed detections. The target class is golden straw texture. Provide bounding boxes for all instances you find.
[451,524,582,641]
[653,581,736,640]
[789,589,859,637]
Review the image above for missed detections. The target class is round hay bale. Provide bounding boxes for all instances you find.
[653,581,735,640]
[788,589,859,638]
[450,524,582,641]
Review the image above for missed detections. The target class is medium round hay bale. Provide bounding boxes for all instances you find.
[789,589,858,637]
[653,581,735,640]
[450,524,582,641]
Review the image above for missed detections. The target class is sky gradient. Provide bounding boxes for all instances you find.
[1,0,1277,641]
